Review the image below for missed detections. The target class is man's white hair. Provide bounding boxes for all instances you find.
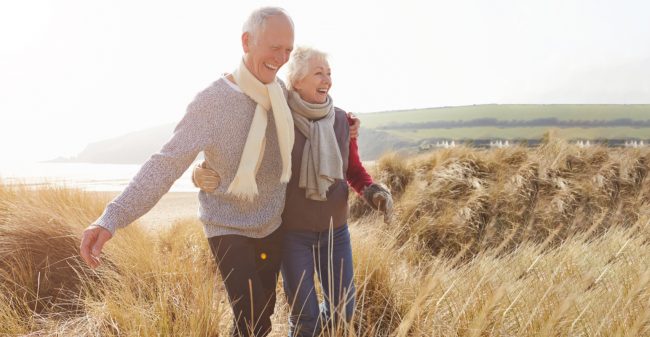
[286,46,328,91]
[242,7,293,44]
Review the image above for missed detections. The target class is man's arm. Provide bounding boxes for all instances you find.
[80,95,212,268]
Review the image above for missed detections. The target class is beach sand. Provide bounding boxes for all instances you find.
[105,191,200,228]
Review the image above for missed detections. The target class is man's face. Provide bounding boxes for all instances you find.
[243,15,294,84]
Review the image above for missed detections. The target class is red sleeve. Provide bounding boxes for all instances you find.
[346,115,373,195]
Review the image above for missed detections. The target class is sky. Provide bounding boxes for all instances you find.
[1,0,649,162]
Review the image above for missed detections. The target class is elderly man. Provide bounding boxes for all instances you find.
[79,7,358,337]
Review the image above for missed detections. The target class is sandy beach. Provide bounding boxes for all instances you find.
[105,191,200,228]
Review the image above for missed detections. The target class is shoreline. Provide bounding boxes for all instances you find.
[103,191,200,228]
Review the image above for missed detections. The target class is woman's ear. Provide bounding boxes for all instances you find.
[292,78,303,91]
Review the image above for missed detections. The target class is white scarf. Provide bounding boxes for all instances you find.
[227,60,294,200]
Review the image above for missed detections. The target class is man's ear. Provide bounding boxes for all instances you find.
[242,32,251,53]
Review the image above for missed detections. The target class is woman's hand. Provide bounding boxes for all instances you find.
[192,161,221,193]
[363,183,393,223]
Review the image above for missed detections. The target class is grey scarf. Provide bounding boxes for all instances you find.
[288,91,344,201]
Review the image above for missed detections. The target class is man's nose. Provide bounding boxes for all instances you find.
[276,50,289,65]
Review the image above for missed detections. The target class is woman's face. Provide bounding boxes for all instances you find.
[292,57,331,104]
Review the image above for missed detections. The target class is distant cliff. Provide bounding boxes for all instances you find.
[51,124,405,164]
[50,124,175,164]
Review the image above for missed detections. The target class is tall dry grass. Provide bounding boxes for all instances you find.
[0,184,228,336]
[1,137,649,336]
[353,138,649,260]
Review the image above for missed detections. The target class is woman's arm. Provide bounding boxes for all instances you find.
[345,115,394,223]
[346,115,373,194]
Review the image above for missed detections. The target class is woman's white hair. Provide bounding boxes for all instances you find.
[286,46,328,91]
[242,7,293,44]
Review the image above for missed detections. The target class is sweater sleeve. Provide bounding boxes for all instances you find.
[92,95,213,235]
[346,116,373,195]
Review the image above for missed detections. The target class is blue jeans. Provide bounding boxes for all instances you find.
[281,224,356,337]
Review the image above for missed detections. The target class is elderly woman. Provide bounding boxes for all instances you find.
[194,47,392,337]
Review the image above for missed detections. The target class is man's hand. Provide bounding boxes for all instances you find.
[192,161,221,193]
[80,225,112,269]
[347,112,360,139]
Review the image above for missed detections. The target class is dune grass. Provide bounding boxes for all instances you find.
[1,136,649,336]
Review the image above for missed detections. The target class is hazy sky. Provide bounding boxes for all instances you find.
[1,0,649,162]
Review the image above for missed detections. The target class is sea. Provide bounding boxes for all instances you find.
[0,162,197,192]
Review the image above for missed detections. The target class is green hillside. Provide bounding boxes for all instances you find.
[391,127,650,141]
[360,104,650,128]
[358,104,650,142]
[353,104,650,159]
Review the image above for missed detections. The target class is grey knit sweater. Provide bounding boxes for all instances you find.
[93,78,288,238]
